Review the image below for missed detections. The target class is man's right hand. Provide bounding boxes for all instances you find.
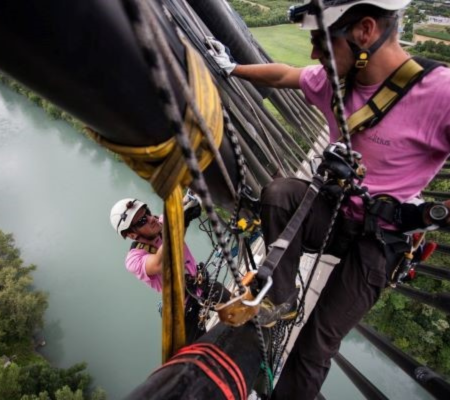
[206,37,237,76]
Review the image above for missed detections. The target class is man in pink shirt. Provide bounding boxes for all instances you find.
[211,0,450,398]
[110,196,227,344]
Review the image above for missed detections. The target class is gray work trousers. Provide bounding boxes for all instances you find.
[260,178,396,400]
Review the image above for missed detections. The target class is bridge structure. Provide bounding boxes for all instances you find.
[0,1,449,399]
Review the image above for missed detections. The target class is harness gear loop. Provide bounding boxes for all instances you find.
[86,40,223,362]
[390,232,426,286]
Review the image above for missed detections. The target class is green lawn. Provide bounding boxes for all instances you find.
[415,24,450,41]
[416,28,450,42]
[249,24,317,67]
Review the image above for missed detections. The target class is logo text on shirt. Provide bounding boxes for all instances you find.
[367,133,391,146]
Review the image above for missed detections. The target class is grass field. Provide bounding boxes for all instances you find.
[415,24,450,41]
[249,24,317,67]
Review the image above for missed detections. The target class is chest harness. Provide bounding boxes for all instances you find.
[334,56,443,138]
[333,57,444,240]
[131,240,208,300]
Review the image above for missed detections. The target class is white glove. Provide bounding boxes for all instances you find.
[183,189,202,211]
[206,37,237,76]
[183,190,202,227]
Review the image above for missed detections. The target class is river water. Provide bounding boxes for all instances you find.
[0,84,433,399]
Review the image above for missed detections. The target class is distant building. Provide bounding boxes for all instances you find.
[427,15,450,24]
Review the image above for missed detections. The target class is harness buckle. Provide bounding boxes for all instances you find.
[355,59,369,69]
[355,50,370,69]
[236,217,261,233]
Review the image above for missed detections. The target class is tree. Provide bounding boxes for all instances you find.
[19,362,91,399]
[0,231,48,354]
[0,362,23,400]
[54,386,84,400]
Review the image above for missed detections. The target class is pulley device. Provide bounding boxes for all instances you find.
[215,271,272,327]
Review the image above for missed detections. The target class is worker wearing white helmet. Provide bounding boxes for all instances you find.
[110,194,228,344]
[210,0,450,398]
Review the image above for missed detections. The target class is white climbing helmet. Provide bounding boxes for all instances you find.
[110,198,147,237]
[289,0,411,29]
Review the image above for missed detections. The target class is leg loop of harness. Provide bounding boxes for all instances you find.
[363,195,400,243]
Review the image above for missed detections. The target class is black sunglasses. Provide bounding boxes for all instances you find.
[131,208,152,230]
[310,25,350,49]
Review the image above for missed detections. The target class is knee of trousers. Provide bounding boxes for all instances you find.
[261,178,309,209]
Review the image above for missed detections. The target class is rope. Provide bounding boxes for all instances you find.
[90,0,225,362]
[151,342,248,399]
[177,343,248,400]
[159,357,236,399]
[310,0,355,165]
[172,0,291,176]
[105,0,261,362]
[253,316,273,395]
[271,192,345,377]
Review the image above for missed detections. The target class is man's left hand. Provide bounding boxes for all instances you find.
[183,190,202,228]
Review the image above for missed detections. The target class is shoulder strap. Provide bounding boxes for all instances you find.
[337,57,444,139]
[130,241,158,254]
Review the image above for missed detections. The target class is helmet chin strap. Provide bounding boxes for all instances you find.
[347,15,398,70]
[339,16,398,104]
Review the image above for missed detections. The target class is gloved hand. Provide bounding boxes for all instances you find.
[183,190,202,228]
[206,37,237,76]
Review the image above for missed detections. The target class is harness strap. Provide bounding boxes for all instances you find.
[336,57,444,139]
[364,196,399,241]
[257,175,324,281]
[131,241,158,254]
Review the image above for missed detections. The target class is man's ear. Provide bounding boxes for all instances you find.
[126,231,138,240]
[353,17,378,47]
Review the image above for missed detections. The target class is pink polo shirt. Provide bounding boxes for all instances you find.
[300,64,450,223]
[125,216,197,292]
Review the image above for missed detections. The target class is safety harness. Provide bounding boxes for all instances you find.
[257,57,446,308]
[131,240,208,301]
[131,241,158,254]
[340,56,445,239]
[335,56,444,138]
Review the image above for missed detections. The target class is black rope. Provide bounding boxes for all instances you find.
[310,0,355,165]
[123,0,247,294]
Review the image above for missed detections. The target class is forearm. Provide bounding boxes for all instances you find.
[232,63,302,89]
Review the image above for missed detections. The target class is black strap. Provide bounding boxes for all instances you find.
[257,175,324,281]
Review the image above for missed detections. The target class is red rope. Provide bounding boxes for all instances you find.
[178,343,247,400]
[151,342,247,400]
[161,357,235,400]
